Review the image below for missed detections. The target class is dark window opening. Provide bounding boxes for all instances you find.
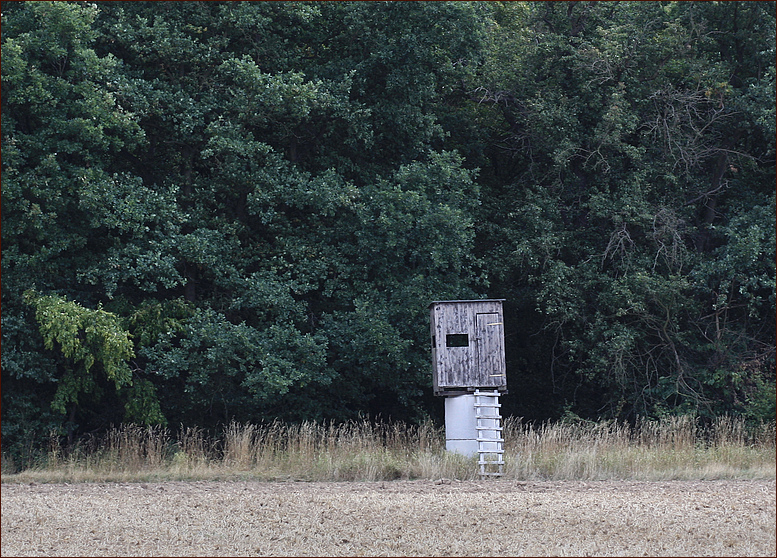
[446,334,469,347]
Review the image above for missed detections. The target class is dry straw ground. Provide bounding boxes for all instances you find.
[2,479,774,557]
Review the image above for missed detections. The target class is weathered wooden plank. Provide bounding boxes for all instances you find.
[476,312,505,386]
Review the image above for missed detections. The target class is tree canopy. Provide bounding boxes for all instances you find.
[2,1,774,458]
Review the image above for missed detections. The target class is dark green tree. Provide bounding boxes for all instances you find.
[2,1,165,451]
[2,1,492,458]
[471,1,775,421]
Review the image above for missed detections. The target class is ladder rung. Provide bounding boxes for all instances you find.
[474,404,501,409]
[477,437,504,442]
[475,428,503,432]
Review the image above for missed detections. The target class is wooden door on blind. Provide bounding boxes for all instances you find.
[475,312,505,385]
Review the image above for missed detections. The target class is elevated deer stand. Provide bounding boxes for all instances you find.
[430,300,507,478]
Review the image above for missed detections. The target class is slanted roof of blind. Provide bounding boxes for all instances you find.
[429,299,506,307]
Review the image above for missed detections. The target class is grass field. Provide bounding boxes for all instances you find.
[2,415,774,483]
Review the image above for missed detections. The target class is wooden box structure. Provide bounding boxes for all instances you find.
[430,300,507,396]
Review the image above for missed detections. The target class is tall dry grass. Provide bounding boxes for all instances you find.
[503,415,775,480]
[2,416,774,483]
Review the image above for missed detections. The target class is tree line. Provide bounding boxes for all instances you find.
[2,1,774,458]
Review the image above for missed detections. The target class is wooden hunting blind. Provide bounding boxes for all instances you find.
[430,300,507,396]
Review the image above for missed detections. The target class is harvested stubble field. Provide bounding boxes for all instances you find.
[1,479,774,557]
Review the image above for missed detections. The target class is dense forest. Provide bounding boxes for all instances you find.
[2,1,775,459]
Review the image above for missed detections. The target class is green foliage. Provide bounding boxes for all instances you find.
[2,1,774,458]
[474,1,775,422]
[141,307,328,419]
[21,290,162,423]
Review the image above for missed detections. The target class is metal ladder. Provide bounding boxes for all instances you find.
[474,389,504,479]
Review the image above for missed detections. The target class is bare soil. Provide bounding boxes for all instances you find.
[1,479,774,556]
